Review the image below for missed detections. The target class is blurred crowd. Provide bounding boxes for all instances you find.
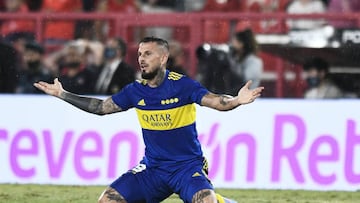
[0,0,359,98]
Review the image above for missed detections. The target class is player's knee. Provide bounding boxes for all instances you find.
[192,189,217,203]
[98,189,108,203]
[98,187,127,203]
[98,195,106,203]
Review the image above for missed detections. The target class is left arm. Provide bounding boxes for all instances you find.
[201,80,264,111]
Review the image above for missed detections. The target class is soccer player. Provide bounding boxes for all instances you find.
[34,37,264,203]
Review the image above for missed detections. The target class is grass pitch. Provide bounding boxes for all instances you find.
[0,184,359,203]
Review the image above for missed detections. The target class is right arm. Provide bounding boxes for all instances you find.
[200,80,264,111]
[34,78,122,115]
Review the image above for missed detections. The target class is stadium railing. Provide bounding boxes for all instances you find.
[1,12,359,97]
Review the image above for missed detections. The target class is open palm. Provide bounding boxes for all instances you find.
[237,80,264,105]
[33,78,64,97]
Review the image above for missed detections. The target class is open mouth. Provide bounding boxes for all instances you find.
[140,64,148,71]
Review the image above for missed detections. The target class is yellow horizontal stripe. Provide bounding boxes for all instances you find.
[135,104,196,130]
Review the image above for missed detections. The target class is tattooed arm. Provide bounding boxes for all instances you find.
[201,80,264,111]
[34,78,121,115]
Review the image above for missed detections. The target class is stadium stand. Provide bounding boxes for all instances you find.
[0,0,359,97]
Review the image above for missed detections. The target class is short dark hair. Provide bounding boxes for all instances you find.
[303,57,329,73]
[115,37,127,57]
[139,36,169,51]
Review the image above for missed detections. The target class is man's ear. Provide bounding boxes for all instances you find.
[161,53,169,67]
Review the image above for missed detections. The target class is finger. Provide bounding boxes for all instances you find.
[257,88,264,94]
[244,80,252,89]
[33,83,40,88]
[255,86,264,92]
[33,82,44,88]
[253,87,264,94]
[251,89,260,96]
[37,81,49,86]
[54,78,59,84]
[33,82,47,91]
[253,93,261,98]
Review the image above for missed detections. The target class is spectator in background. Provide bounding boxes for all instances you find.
[1,0,35,42]
[196,43,233,95]
[3,33,31,80]
[0,41,18,93]
[167,40,187,75]
[80,39,105,70]
[95,0,139,42]
[94,37,135,95]
[328,0,360,28]
[303,57,343,99]
[42,0,82,45]
[5,33,29,60]
[57,43,97,94]
[286,0,326,30]
[44,38,104,76]
[16,41,53,94]
[228,28,263,95]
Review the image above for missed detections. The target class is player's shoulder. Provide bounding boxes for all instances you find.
[115,80,142,94]
[167,71,195,86]
[167,71,201,89]
[133,71,193,86]
[167,71,185,81]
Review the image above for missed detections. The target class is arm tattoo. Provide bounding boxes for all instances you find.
[220,94,234,106]
[61,91,120,115]
[104,188,126,203]
[192,190,212,203]
[220,95,229,106]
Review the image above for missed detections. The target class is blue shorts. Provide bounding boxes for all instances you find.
[110,157,213,203]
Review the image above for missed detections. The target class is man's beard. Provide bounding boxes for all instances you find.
[141,67,160,80]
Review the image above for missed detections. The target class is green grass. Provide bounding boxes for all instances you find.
[0,184,359,203]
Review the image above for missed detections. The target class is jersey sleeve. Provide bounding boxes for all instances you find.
[111,84,134,111]
[186,77,209,105]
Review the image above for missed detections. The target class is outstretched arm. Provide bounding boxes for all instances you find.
[34,78,122,115]
[201,80,264,111]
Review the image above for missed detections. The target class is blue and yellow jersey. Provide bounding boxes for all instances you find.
[112,71,209,167]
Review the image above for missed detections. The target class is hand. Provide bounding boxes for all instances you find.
[237,80,264,105]
[33,78,64,98]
